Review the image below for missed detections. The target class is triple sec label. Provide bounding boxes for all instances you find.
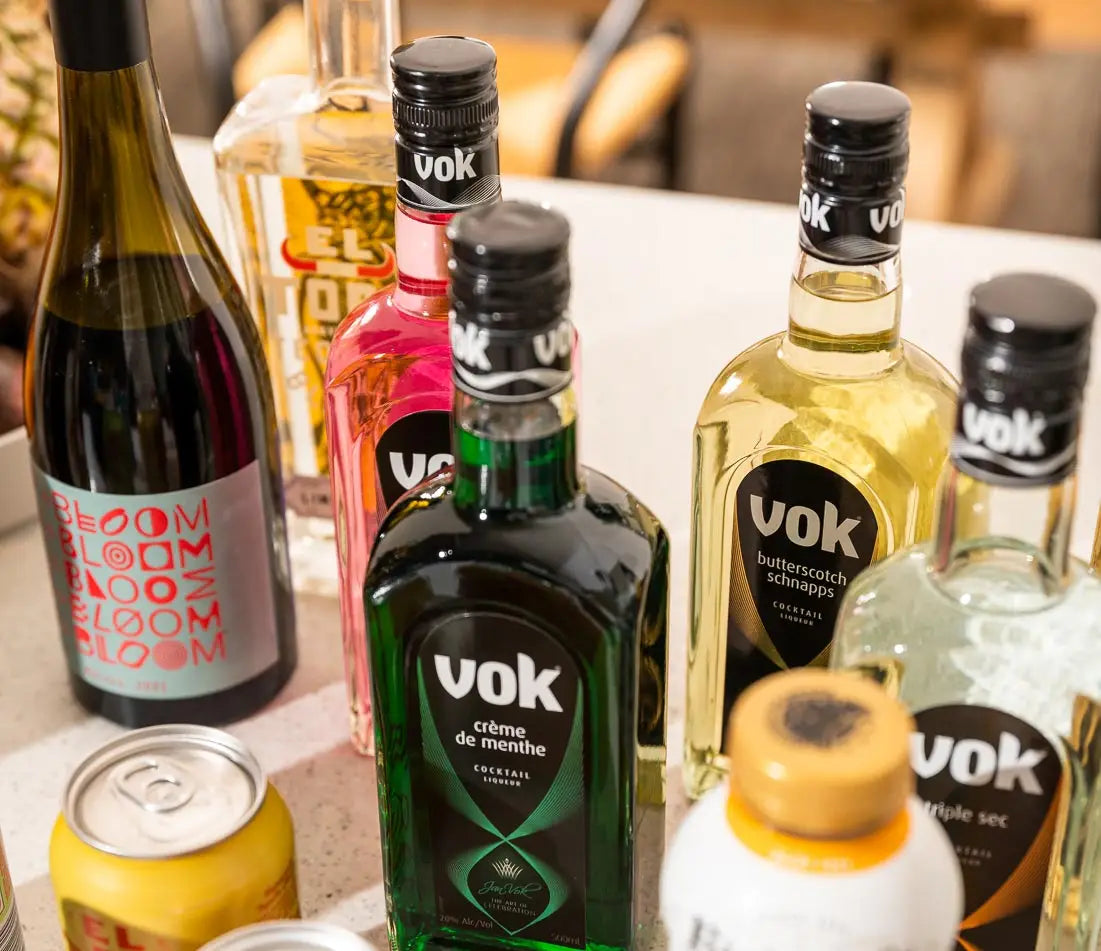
[35,462,280,700]
[912,705,1061,950]
[725,460,878,726]
[416,612,586,946]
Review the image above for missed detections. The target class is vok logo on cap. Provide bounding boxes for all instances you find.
[450,315,573,403]
[798,183,905,264]
[397,141,502,213]
[952,397,1077,486]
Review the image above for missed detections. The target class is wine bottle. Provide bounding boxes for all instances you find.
[28,0,297,726]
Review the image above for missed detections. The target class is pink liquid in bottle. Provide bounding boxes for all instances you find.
[325,204,455,753]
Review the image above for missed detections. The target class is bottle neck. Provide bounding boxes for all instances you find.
[453,388,581,515]
[930,464,1077,609]
[307,0,397,100]
[780,249,903,377]
[393,202,451,316]
[54,60,205,265]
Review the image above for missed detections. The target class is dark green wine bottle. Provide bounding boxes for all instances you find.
[28,0,296,725]
[365,200,670,951]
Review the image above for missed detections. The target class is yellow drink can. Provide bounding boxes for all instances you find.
[50,725,298,950]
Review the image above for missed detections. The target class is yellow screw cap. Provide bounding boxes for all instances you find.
[727,668,913,839]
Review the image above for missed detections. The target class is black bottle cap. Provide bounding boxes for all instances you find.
[804,81,910,193]
[953,273,1096,486]
[391,36,499,145]
[48,0,151,72]
[963,272,1095,393]
[448,201,573,403]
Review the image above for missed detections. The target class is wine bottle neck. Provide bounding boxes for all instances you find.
[53,61,210,270]
[307,0,398,101]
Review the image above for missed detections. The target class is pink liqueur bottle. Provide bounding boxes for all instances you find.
[325,37,502,752]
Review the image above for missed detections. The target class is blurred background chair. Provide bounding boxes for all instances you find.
[223,0,694,189]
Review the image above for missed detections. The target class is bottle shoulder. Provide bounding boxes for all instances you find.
[214,83,395,180]
[699,334,958,423]
[327,286,451,382]
[365,467,666,603]
[832,548,1101,729]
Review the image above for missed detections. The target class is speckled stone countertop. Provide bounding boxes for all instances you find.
[5,137,1101,949]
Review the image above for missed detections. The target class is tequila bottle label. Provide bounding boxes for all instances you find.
[374,410,453,509]
[254,176,396,517]
[725,459,878,722]
[416,612,587,947]
[912,705,1062,949]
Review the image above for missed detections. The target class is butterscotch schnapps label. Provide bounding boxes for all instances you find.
[416,612,586,947]
[913,705,1061,949]
[725,460,878,730]
[35,462,279,699]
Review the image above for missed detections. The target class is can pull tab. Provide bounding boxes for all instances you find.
[112,757,197,813]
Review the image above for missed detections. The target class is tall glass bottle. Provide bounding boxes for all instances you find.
[325,36,501,754]
[684,81,958,798]
[213,0,399,593]
[29,0,296,726]
[365,201,669,951]
[831,272,1101,950]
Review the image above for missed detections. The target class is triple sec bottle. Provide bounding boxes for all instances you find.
[365,201,669,951]
[685,81,957,798]
[832,273,1101,950]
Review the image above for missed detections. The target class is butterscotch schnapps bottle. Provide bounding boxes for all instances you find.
[213,0,398,593]
[832,273,1101,950]
[685,81,958,798]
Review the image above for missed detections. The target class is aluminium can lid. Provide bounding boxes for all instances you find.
[63,724,267,859]
[198,921,376,951]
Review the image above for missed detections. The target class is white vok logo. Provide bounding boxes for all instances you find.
[451,320,492,371]
[533,320,572,365]
[434,653,564,712]
[962,403,1047,458]
[414,147,477,183]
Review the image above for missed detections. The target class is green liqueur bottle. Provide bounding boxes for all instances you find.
[365,200,669,951]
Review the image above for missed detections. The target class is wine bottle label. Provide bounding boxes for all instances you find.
[374,411,453,510]
[243,174,397,515]
[798,182,905,264]
[724,460,878,734]
[451,315,573,403]
[951,393,1079,487]
[397,141,502,214]
[34,462,280,700]
[415,612,587,947]
[912,705,1062,949]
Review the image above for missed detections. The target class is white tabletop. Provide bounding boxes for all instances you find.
[4,136,1101,948]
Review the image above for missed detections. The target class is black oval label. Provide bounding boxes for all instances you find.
[375,411,453,509]
[724,459,878,721]
[416,611,586,946]
[913,704,1062,949]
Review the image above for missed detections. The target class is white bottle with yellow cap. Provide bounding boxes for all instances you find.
[662,669,962,949]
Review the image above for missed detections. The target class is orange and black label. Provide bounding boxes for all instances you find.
[912,705,1062,950]
[724,460,878,738]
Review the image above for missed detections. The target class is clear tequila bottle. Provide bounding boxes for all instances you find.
[831,273,1101,950]
[684,82,958,799]
[213,0,399,593]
